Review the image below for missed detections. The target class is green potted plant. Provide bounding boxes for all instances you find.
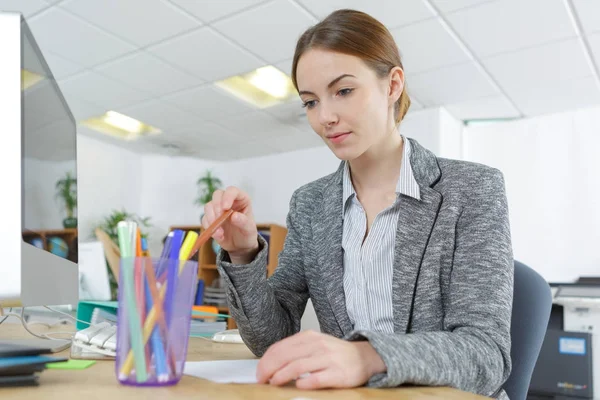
[55,171,77,229]
[95,209,152,299]
[195,170,223,211]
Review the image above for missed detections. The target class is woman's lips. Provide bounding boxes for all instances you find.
[328,132,351,144]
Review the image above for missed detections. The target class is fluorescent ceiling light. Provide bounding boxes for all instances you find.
[215,65,297,108]
[21,69,44,90]
[81,111,160,141]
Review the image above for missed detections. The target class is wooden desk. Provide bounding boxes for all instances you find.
[0,323,487,399]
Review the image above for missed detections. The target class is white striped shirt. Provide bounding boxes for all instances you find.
[342,137,421,333]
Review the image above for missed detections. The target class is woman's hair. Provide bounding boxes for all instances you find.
[291,9,411,124]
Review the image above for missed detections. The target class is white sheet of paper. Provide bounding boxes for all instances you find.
[184,359,259,383]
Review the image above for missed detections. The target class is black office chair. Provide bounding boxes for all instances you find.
[502,260,553,400]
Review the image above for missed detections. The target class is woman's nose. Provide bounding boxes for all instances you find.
[318,102,338,128]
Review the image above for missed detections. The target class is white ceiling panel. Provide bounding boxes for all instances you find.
[58,71,152,109]
[120,100,205,134]
[176,122,246,149]
[444,95,520,120]
[408,62,498,106]
[508,76,600,117]
[215,110,300,140]
[408,96,424,110]
[60,0,200,47]
[265,99,306,123]
[447,0,577,58]
[267,129,324,152]
[96,51,204,97]
[66,97,106,121]
[572,0,600,34]
[391,18,471,74]
[589,32,600,68]
[0,0,49,17]
[429,0,496,14]
[483,38,594,92]
[162,85,255,120]
[213,0,316,64]
[275,59,294,76]
[42,51,85,80]
[168,0,268,23]
[148,27,264,81]
[296,0,434,30]
[27,7,134,68]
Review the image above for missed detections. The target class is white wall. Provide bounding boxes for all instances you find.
[76,134,143,243]
[463,105,600,282]
[23,158,74,230]
[139,155,222,255]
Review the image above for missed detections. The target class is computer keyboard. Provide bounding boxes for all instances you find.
[73,322,116,357]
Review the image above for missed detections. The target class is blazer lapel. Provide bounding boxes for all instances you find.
[313,163,353,335]
[392,139,443,333]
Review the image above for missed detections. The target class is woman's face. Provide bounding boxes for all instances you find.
[296,48,403,160]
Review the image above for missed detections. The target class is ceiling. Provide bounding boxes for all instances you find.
[3,0,600,160]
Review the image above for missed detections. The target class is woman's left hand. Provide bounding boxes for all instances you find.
[256,330,387,389]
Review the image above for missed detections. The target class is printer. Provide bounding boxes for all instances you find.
[529,284,600,399]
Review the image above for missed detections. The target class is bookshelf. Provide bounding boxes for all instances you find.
[22,228,78,260]
[169,223,288,329]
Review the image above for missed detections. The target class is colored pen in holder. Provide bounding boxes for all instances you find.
[115,256,198,386]
[115,224,199,386]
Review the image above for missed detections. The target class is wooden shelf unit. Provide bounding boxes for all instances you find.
[22,228,77,255]
[169,223,288,330]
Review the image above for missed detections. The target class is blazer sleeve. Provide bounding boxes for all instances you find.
[216,190,309,357]
[345,168,514,398]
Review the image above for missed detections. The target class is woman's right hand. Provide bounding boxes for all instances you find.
[201,186,259,265]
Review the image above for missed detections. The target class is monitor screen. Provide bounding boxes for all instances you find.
[21,19,78,263]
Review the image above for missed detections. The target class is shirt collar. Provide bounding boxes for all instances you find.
[342,135,421,210]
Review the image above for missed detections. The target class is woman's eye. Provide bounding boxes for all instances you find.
[302,100,317,109]
[338,88,354,96]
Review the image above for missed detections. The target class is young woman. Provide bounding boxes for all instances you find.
[202,9,513,400]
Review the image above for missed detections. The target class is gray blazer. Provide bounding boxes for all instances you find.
[217,138,513,399]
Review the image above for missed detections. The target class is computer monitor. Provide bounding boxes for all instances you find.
[0,12,78,307]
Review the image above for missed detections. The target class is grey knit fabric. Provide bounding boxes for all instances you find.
[217,138,513,399]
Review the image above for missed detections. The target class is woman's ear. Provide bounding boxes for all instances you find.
[388,66,405,106]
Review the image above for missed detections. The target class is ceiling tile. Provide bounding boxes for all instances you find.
[447,0,577,58]
[444,95,520,120]
[66,97,106,120]
[0,0,49,17]
[95,51,204,97]
[168,0,267,23]
[572,0,600,34]
[268,129,324,152]
[213,0,317,64]
[42,51,85,80]
[120,100,206,134]
[176,122,246,148]
[27,7,135,67]
[429,0,496,14]
[391,18,471,74]
[589,32,600,68]
[275,59,294,76]
[215,110,299,140]
[483,38,594,92]
[162,85,255,120]
[264,99,309,129]
[148,27,264,81]
[408,96,424,110]
[296,0,434,29]
[508,76,600,117]
[58,71,152,109]
[60,0,200,47]
[408,62,498,106]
